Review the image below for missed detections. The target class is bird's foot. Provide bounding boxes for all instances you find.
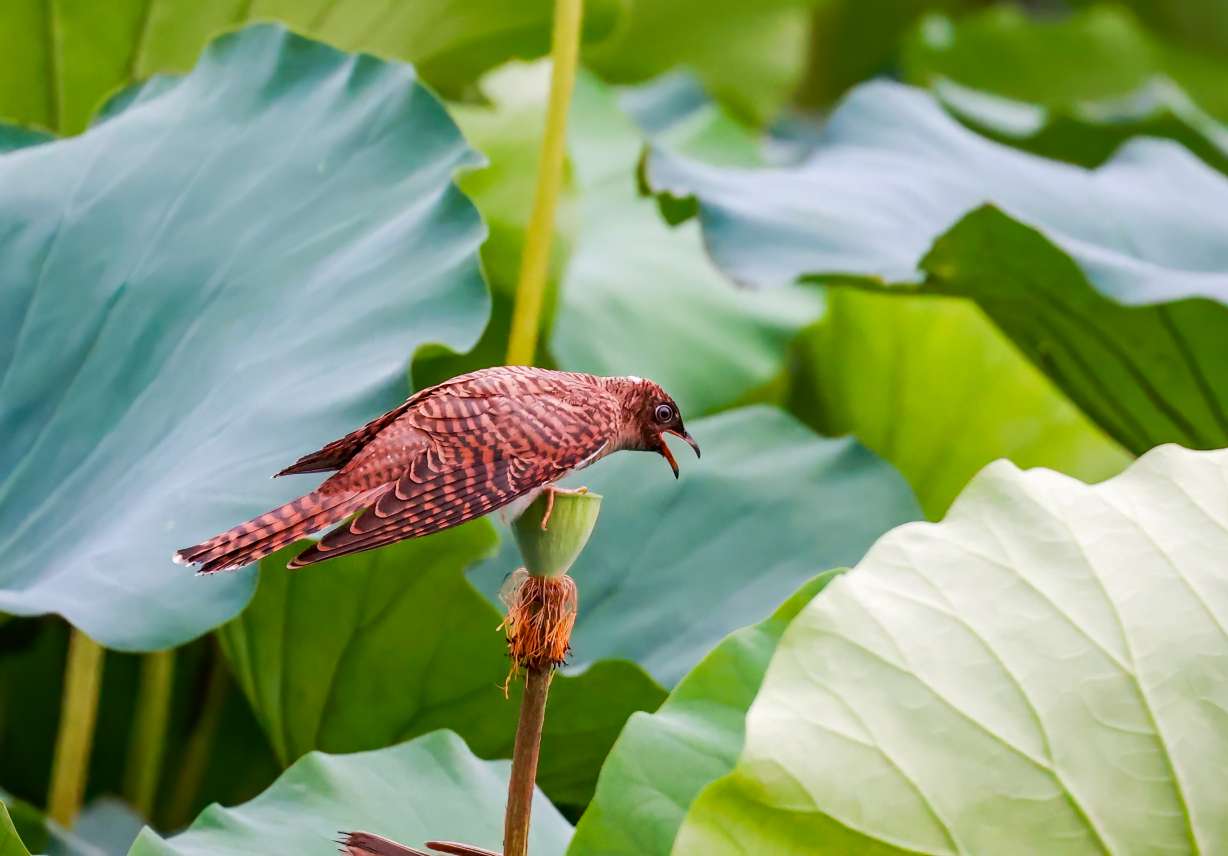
[540,486,589,530]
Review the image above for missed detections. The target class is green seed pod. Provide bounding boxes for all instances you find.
[511,490,603,578]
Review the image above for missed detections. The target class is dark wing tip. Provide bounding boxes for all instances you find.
[273,459,330,478]
[286,545,318,569]
[425,842,502,856]
[336,831,433,856]
[176,546,253,575]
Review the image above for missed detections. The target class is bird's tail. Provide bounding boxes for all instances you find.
[174,487,383,574]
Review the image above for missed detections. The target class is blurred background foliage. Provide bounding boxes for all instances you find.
[1,0,1226,853]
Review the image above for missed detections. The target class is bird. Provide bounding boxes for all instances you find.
[174,366,699,574]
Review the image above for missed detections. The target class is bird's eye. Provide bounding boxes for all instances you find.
[654,403,675,424]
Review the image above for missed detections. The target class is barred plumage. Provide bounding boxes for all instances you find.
[174,366,698,573]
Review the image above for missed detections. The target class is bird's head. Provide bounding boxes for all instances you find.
[615,376,700,478]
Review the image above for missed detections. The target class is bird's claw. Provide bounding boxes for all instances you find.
[541,488,555,530]
[539,486,590,530]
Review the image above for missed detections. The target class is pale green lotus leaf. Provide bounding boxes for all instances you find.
[677,444,1228,854]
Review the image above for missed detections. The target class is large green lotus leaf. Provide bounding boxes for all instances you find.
[0,803,30,856]
[616,72,764,169]
[902,6,1228,171]
[647,81,1228,455]
[218,524,664,810]
[473,407,922,687]
[789,289,1129,518]
[129,730,573,856]
[926,77,1228,175]
[0,794,36,856]
[0,790,129,856]
[792,0,978,109]
[0,124,49,153]
[0,0,620,134]
[1069,0,1228,57]
[581,0,813,126]
[68,799,145,856]
[0,25,489,650]
[675,443,1228,854]
[906,6,1228,117]
[568,569,841,856]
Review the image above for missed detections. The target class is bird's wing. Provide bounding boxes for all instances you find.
[274,398,421,477]
[272,366,561,477]
[288,387,612,567]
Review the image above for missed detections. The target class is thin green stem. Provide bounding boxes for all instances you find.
[162,644,230,830]
[124,648,176,818]
[47,627,105,826]
[793,3,833,111]
[504,0,584,366]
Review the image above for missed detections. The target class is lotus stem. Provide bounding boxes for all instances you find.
[504,0,584,366]
[163,643,230,829]
[124,648,175,818]
[794,3,834,110]
[501,489,601,856]
[503,667,551,856]
[47,627,105,825]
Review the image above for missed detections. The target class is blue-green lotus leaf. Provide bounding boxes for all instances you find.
[473,407,922,687]
[0,25,488,650]
[130,731,573,855]
[647,81,1228,454]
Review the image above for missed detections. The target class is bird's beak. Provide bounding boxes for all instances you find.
[659,441,680,478]
[670,429,701,460]
[660,429,700,478]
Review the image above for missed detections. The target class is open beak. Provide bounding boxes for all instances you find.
[660,429,701,478]
[672,429,701,459]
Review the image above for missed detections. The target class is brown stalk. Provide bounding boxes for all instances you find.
[498,570,578,855]
[503,666,552,856]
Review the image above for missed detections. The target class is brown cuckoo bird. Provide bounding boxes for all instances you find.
[174,366,699,574]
